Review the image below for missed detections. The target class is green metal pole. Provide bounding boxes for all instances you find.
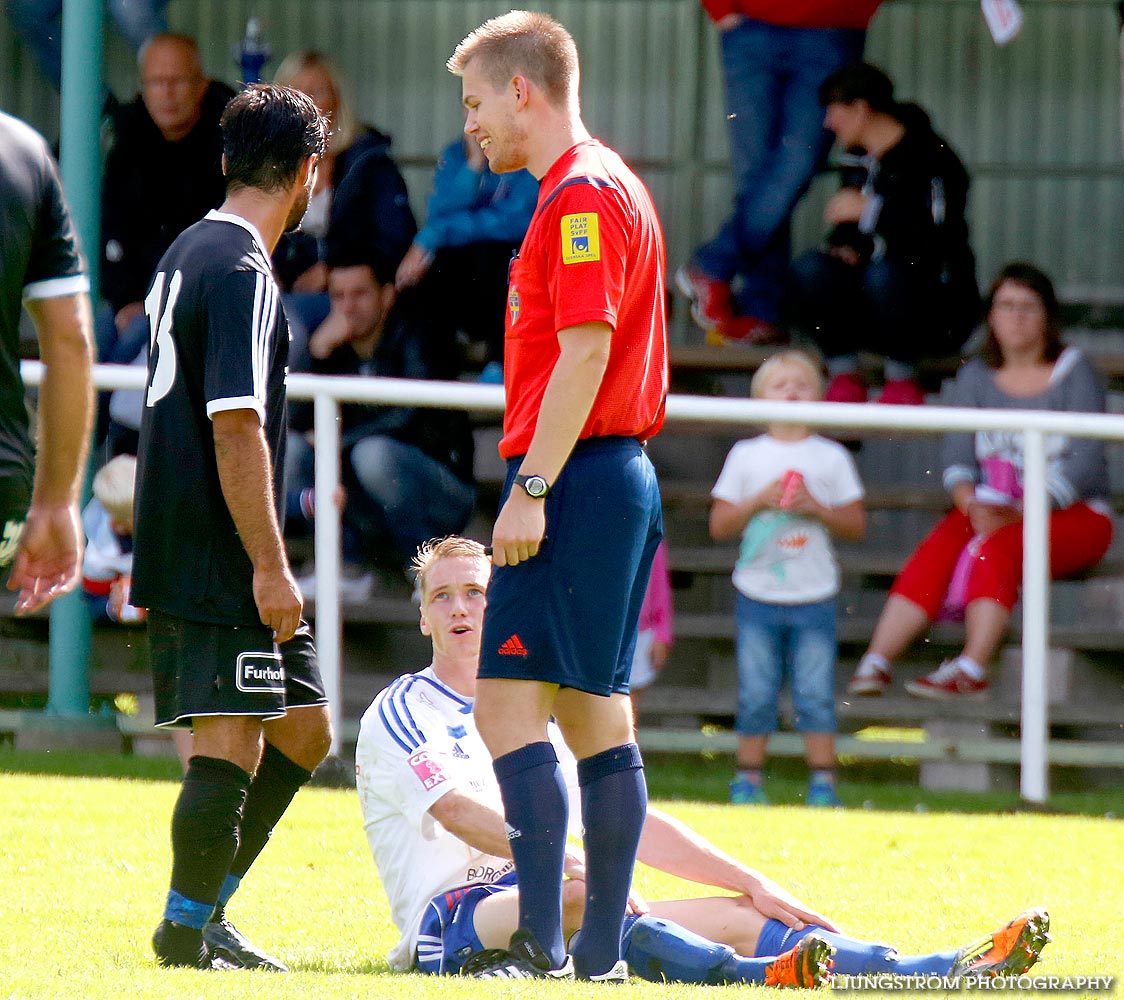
[47,0,104,717]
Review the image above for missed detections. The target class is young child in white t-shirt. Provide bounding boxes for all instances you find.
[710,350,866,807]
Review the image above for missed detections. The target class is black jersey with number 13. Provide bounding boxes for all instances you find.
[133,210,289,626]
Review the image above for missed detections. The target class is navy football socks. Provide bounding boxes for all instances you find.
[493,741,569,969]
[570,743,647,979]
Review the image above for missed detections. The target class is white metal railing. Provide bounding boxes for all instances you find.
[23,360,1124,803]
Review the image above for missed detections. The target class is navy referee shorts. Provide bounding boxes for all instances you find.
[478,436,663,696]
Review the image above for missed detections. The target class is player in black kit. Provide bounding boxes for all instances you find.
[0,111,94,612]
[133,85,330,971]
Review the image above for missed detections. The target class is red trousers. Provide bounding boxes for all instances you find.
[891,503,1114,618]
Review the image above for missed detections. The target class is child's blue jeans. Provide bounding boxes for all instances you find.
[734,593,838,735]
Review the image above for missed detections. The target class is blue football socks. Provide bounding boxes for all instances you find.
[623,913,786,984]
[492,741,569,969]
[757,918,959,975]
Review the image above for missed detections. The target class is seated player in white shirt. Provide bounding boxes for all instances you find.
[354,536,1049,984]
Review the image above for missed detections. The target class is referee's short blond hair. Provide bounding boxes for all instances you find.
[93,455,137,530]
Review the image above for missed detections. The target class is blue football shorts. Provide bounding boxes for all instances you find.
[414,872,519,975]
[478,436,663,696]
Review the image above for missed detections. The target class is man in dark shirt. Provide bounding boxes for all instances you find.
[100,33,233,364]
[288,251,474,585]
[133,84,330,972]
[0,111,94,613]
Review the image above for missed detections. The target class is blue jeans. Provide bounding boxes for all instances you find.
[95,303,149,365]
[693,19,865,322]
[348,435,475,567]
[6,0,169,89]
[734,594,838,736]
[788,250,977,365]
[287,432,475,569]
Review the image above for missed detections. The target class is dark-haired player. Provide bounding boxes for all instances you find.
[446,11,668,980]
[132,84,331,971]
[1,111,94,613]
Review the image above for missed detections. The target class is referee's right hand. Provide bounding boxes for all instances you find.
[253,565,303,644]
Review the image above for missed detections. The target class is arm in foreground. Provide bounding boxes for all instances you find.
[429,787,586,879]
[637,807,839,932]
[490,321,611,566]
[212,407,300,642]
[7,292,94,613]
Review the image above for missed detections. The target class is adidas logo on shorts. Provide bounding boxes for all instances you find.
[498,635,529,657]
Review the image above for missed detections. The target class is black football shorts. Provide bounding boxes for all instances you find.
[148,610,327,728]
[0,472,31,570]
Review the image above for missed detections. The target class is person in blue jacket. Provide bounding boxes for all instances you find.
[396,128,539,379]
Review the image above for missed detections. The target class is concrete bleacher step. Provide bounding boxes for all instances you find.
[637,684,1124,730]
[633,727,1124,770]
[671,611,1124,650]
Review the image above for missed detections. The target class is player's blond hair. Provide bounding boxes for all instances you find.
[411,536,490,601]
[750,349,826,400]
[447,10,579,111]
[274,49,359,154]
[92,455,137,530]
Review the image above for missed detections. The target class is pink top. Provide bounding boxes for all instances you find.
[638,541,674,645]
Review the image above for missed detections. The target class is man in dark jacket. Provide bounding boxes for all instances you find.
[788,62,979,404]
[100,33,234,364]
[287,250,474,592]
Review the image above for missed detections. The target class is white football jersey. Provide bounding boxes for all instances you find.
[355,667,579,970]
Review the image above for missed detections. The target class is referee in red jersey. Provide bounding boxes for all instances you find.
[448,11,668,981]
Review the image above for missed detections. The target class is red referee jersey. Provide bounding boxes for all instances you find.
[500,139,669,459]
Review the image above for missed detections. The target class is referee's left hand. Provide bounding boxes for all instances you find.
[253,565,302,644]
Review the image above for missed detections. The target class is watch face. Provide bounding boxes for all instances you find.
[521,475,549,498]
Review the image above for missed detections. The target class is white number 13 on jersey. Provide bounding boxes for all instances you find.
[144,269,183,407]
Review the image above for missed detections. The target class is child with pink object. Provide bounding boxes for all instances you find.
[628,540,674,715]
[710,350,866,807]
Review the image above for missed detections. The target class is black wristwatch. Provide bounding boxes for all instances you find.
[514,473,551,499]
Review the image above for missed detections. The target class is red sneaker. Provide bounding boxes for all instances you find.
[905,659,989,699]
[676,265,733,330]
[847,660,891,696]
[825,372,868,403]
[879,377,925,405]
[706,315,786,347]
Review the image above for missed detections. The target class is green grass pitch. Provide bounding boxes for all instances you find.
[0,750,1120,998]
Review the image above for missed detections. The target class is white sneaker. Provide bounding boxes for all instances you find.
[588,960,629,982]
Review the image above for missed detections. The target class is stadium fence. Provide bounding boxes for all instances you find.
[22,360,1124,804]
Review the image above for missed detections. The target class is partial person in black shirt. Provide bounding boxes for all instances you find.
[133,84,331,972]
[287,249,474,596]
[100,33,234,365]
[0,111,94,613]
